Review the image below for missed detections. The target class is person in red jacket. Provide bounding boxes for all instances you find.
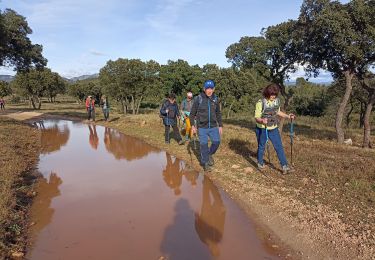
[85,96,95,121]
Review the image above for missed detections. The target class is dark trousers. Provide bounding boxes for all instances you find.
[87,109,95,121]
[165,125,182,142]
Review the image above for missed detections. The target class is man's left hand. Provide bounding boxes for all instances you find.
[219,127,223,135]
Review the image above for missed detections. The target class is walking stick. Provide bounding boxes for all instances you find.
[265,125,271,164]
[290,118,294,165]
[166,110,170,142]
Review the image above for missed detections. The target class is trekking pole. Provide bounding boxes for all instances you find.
[166,110,170,143]
[265,125,271,164]
[290,118,294,165]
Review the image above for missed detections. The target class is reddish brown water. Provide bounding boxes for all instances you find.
[27,120,281,260]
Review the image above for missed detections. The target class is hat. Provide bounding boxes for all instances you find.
[203,80,215,89]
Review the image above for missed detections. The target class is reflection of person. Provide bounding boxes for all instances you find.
[160,93,184,145]
[31,172,63,234]
[190,80,223,172]
[254,83,296,174]
[100,95,110,121]
[195,175,226,257]
[88,124,99,150]
[162,153,183,195]
[180,92,194,141]
[85,95,95,121]
[183,168,199,187]
[104,127,111,150]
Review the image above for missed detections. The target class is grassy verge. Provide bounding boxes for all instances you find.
[4,98,375,259]
[0,117,40,259]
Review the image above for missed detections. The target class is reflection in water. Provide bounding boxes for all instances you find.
[182,167,199,187]
[160,199,211,260]
[162,154,183,195]
[104,127,159,161]
[30,172,63,235]
[39,122,70,154]
[88,124,99,150]
[195,176,226,257]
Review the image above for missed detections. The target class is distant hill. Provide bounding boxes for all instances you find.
[67,73,99,83]
[0,75,14,82]
[0,73,99,83]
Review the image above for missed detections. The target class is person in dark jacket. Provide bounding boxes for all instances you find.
[190,80,223,171]
[160,93,184,145]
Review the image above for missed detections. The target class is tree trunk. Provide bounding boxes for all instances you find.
[131,95,135,115]
[136,96,143,115]
[359,102,365,128]
[30,96,37,109]
[346,101,354,127]
[362,92,374,148]
[121,99,127,115]
[227,100,234,119]
[336,71,354,144]
[279,84,293,136]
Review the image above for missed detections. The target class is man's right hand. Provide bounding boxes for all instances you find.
[262,118,268,125]
[191,126,197,134]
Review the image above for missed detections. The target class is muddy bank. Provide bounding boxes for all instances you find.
[0,117,41,259]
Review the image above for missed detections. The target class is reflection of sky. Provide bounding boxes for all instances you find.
[31,120,279,260]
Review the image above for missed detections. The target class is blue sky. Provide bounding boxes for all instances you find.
[1,0,334,81]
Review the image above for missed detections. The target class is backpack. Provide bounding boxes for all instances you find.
[195,94,218,110]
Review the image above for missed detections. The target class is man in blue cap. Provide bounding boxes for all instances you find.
[190,80,223,172]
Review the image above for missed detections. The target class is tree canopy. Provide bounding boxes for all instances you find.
[0,8,47,71]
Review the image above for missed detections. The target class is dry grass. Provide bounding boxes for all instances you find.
[0,117,40,259]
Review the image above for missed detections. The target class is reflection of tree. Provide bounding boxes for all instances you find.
[195,176,226,257]
[162,154,183,196]
[40,124,70,154]
[104,127,159,161]
[31,172,63,235]
[88,124,99,150]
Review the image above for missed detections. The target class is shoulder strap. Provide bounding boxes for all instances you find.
[261,98,266,113]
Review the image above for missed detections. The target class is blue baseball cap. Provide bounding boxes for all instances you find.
[203,80,215,89]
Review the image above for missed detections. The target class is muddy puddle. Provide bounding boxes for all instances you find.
[27,120,282,260]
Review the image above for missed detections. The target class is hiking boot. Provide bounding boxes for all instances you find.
[208,154,214,166]
[178,140,185,145]
[282,165,295,175]
[203,163,212,172]
[257,163,265,171]
[165,140,170,144]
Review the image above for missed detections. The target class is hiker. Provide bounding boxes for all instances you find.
[85,95,95,121]
[180,92,194,141]
[190,80,223,172]
[160,93,184,145]
[255,83,295,174]
[100,95,110,121]
[0,98,5,110]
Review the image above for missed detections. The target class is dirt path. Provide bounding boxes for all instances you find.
[1,110,43,121]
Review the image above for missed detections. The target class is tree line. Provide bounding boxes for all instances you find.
[1,0,375,147]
